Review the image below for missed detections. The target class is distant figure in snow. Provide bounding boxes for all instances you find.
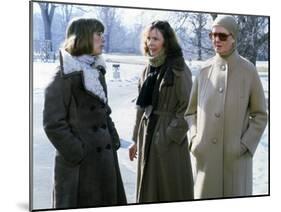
[43,17,127,209]
[185,15,267,199]
[129,20,194,203]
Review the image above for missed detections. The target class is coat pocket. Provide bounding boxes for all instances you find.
[188,134,197,151]
[166,118,188,145]
[189,135,199,154]
[189,135,206,160]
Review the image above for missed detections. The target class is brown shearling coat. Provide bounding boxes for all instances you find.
[43,55,127,209]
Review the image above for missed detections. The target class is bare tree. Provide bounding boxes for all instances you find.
[189,13,210,60]
[38,2,57,51]
[165,12,213,60]
[96,7,119,53]
[167,12,189,33]
[210,13,218,21]
[60,4,73,30]
[166,12,193,58]
[236,15,268,65]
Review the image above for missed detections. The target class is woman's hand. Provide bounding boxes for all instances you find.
[129,143,137,161]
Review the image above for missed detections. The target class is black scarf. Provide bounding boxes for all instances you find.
[136,50,167,109]
[136,66,160,108]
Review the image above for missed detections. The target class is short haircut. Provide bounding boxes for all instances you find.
[63,18,104,56]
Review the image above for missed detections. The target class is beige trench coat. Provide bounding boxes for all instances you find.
[132,57,194,203]
[185,50,267,199]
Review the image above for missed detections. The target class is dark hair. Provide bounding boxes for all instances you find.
[142,20,182,57]
[63,18,104,56]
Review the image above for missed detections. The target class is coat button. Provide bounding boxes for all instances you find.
[212,138,217,144]
[220,64,226,71]
[170,121,177,127]
[215,112,221,118]
[218,87,224,93]
[105,144,111,150]
[92,126,98,132]
[101,124,107,129]
[90,105,96,111]
[101,103,106,108]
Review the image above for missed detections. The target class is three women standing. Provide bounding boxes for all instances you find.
[129,21,194,203]
[43,15,266,208]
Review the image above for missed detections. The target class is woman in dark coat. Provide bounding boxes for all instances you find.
[43,18,127,209]
[128,21,194,203]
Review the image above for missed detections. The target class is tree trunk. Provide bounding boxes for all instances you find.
[197,30,202,60]
[38,3,56,51]
[105,27,110,53]
[210,13,218,21]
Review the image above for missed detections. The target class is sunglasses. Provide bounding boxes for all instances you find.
[209,32,232,41]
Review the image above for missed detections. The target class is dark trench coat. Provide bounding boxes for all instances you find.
[43,55,127,209]
[132,56,194,203]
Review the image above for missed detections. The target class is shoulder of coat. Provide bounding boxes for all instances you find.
[239,55,257,72]
[172,64,190,77]
[235,55,258,81]
[169,57,189,77]
[49,66,63,83]
[198,57,214,74]
[45,67,64,92]
[49,66,80,92]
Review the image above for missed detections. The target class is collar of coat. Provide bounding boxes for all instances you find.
[59,49,107,103]
[214,50,240,68]
[200,50,241,73]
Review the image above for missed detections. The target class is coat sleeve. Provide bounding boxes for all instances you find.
[240,69,268,156]
[184,75,198,149]
[166,66,193,144]
[132,68,146,143]
[106,105,121,150]
[43,74,85,165]
[132,108,144,143]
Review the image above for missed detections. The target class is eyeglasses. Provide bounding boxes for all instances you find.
[209,32,232,41]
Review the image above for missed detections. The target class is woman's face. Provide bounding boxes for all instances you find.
[92,32,104,55]
[211,26,235,55]
[146,28,165,57]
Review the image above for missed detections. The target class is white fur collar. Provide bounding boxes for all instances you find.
[60,49,107,103]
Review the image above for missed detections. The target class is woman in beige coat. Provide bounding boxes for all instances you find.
[185,15,267,199]
[129,21,194,203]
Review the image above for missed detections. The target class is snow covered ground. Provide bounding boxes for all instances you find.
[31,57,269,210]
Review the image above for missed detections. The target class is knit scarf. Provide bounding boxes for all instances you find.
[147,49,166,67]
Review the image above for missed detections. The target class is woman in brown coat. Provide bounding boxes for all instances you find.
[185,15,267,199]
[129,20,194,203]
[43,18,126,209]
